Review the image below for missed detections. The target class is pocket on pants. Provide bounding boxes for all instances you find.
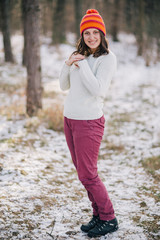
[82,116,105,130]
[99,115,105,124]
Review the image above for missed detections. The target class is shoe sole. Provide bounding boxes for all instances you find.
[80,227,89,233]
[88,226,118,238]
[80,226,95,233]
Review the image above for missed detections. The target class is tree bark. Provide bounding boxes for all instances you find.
[21,0,27,66]
[137,0,144,56]
[24,0,42,116]
[74,0,82,41]
[0,0,14,63]
[52,0,66,44]
[111,0,120,42]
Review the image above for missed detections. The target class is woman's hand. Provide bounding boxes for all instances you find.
[65,53,85,66]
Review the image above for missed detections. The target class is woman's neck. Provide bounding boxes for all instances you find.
[90,48,97,54]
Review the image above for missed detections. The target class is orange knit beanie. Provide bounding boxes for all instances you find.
[80,9,106,36]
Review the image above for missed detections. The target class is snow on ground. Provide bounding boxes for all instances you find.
[0,32,160,240]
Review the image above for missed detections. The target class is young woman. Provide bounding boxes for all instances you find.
[59,9,118,238]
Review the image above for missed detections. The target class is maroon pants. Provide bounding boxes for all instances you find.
[64,115,115,221]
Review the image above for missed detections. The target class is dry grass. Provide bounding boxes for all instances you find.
[106,112,135,136]
[38,101,64,132]
[108,112,133,124]
[117,113,133,122]
[106,142,125,152]
[0,79,64,132]
[102,139,125,153]
[142,155,160,180]
[0,82,25,95]
[132,215,160,240]
[138,185,160,203]
[42,90,59,98]
[0,97,26,121]
[0,95,64,133]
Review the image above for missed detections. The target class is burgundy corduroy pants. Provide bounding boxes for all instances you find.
[64,115,115,221]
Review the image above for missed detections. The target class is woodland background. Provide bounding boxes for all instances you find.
[1,0,160,115]
[1,0,160,64]
[0,1,160,240]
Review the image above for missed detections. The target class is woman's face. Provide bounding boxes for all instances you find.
[83,28,101,52]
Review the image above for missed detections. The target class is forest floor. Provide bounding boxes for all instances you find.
[0,33,160,240]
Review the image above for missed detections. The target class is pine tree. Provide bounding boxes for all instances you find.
[23,0,42,116]
[0,0,14,62]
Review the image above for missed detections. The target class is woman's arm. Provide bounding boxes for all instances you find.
[78,53,117,97]
[59,53,85,91]
[59,63,71,91]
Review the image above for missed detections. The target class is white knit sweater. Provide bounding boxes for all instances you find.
[59,50,117,120]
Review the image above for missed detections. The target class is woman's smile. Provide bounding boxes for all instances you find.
[88,40,97,45]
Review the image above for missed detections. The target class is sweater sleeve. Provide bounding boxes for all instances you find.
[59,62,70,91]
[78,53,117,97]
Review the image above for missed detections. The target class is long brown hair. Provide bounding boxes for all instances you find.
[73,30,109,57]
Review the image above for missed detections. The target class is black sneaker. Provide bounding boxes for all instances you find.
[80,215,99,233]
[87,218,118,238]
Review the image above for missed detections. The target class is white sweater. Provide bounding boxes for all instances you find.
[59,50,117,120]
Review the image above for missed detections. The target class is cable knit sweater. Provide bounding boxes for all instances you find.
[59,50,117,120]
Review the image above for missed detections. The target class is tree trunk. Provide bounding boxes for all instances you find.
[52,0,66,44]
[124,0,133,31]
[24,0,42,116]
[21,0,27,66]
[74,0,82,41]
[111,0,120,42]
[136,0,144,56]
[156,38,160,62]
[0,0,14,63]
